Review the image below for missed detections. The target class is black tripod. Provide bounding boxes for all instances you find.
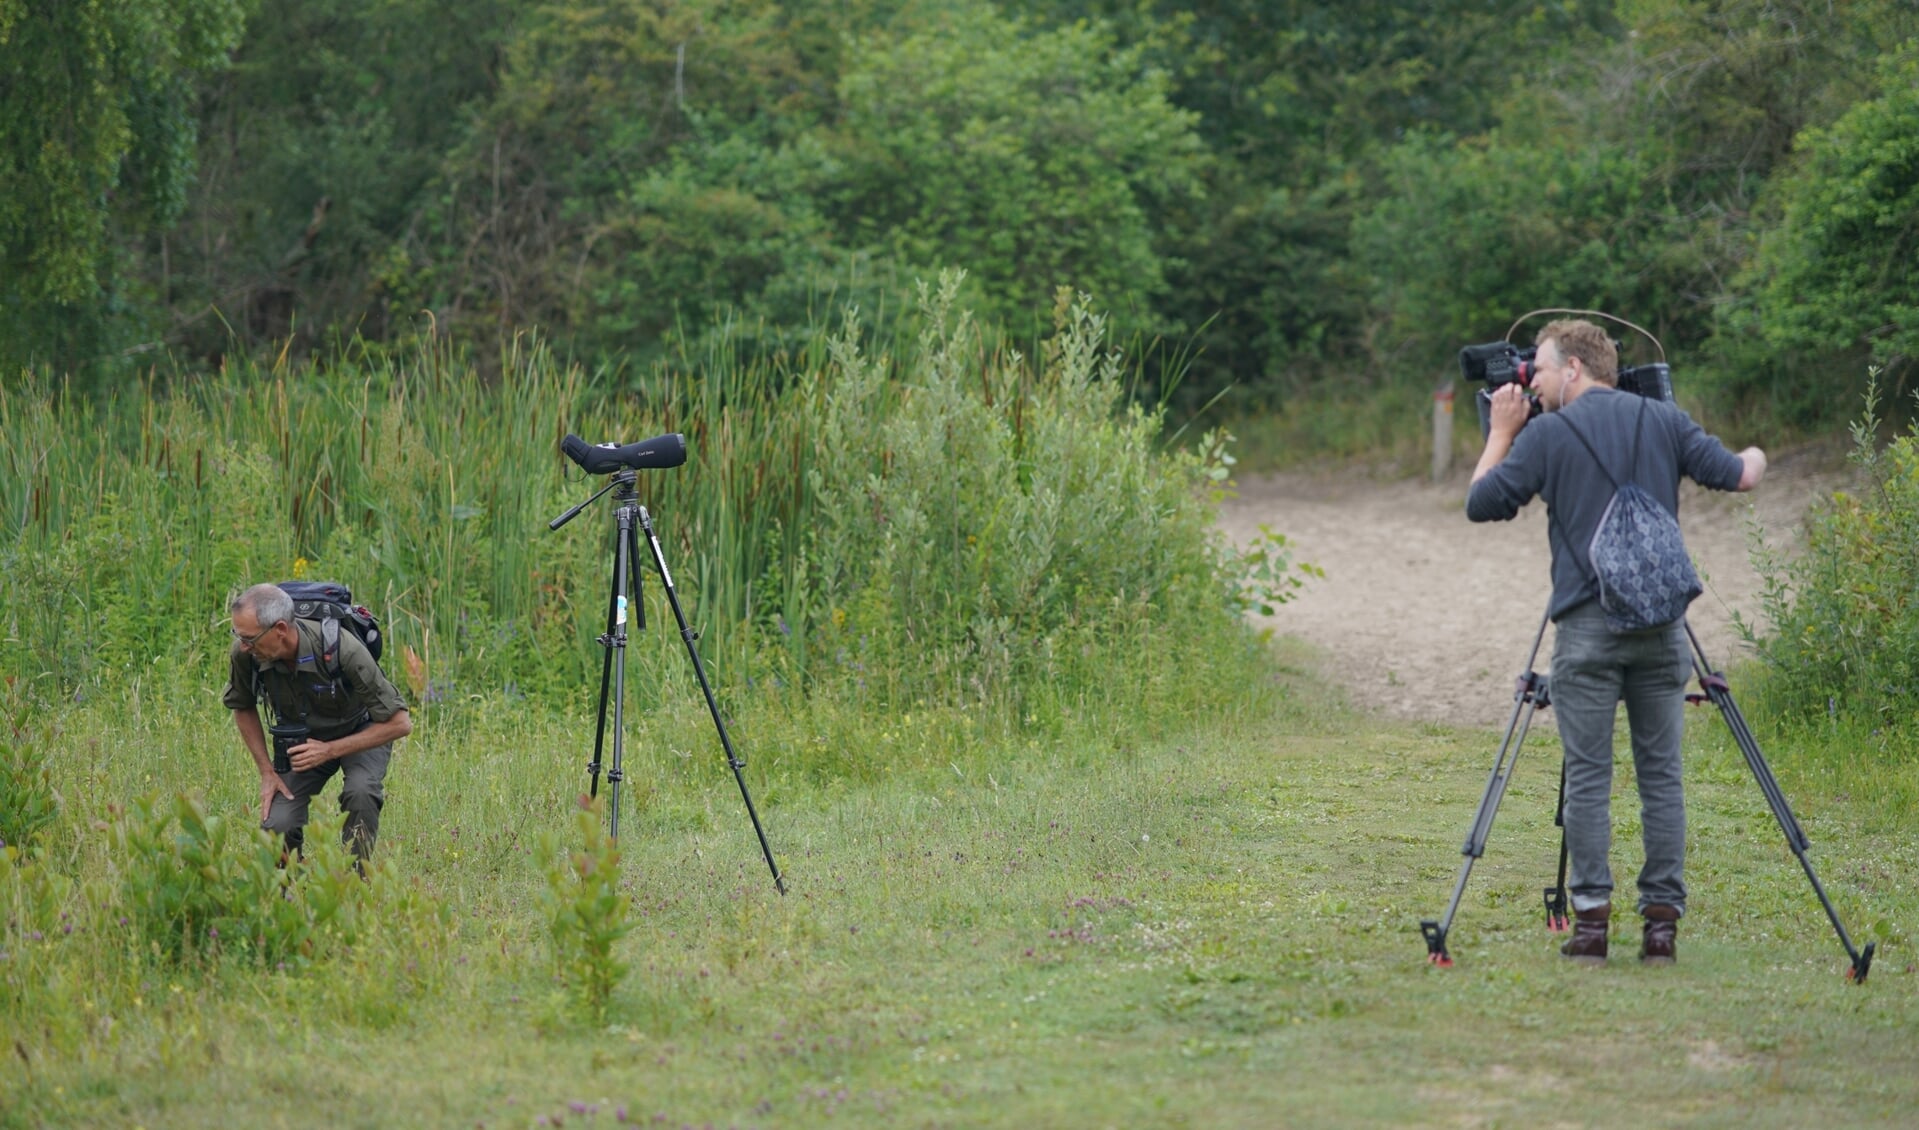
[550,457,785,894]
[1420,607,1873,983]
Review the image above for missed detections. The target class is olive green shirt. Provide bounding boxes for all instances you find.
[223,619,407,739]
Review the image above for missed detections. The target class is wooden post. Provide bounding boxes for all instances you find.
[1432,381,1455,482]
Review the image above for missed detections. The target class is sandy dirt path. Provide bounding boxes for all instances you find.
[1217,445,1850,730]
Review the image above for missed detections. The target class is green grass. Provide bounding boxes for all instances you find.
[5,638,1914,1128]
[1201,383,1449,474]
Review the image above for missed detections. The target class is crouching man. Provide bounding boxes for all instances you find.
[224,583,412,863]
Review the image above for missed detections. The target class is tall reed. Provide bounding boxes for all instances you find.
[2,280,1273,752]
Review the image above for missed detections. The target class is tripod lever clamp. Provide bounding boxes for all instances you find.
[1542,887,1569,932]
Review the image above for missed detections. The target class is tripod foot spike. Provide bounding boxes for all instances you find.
[1848,942,1876,985]
[1419,919,1453,967]
[1543,887,1569,933]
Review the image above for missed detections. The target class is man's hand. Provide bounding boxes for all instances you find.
[1737,446,1768,491]
[287,738,335,773]
[1471,384,1533,485]
[1485,383,1532,439]
[260,771,294,822]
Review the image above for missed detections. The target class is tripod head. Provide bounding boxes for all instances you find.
[549,470,639,532]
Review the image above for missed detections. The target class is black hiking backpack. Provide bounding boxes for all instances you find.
[1558,402,1702,632]
[278,581,384,676]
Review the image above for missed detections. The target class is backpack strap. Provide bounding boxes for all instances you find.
[1557,399,1646,488]
[317,615,343,680]
[1549,399,1641,590]
[1549,399,1665,593]
[308,617,370,732]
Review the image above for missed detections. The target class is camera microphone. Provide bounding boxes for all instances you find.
[560,432,688,474]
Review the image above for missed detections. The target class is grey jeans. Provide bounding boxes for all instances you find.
[263,741,392,860]
[1551,602,1691,916]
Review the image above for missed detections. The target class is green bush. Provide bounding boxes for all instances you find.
[1741,376,1919,728]
[0,691,59,850]
[539,796,632,1020]
[753,278,1279,729]
[112,792,311,965]
[108,792,447,980]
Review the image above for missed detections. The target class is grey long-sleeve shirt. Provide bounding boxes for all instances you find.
[1467,386,1746,621]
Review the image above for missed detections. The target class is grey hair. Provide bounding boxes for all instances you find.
[231,583,294,628]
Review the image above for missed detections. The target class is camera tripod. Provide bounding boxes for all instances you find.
[1419,607,1873,983]
[550,467,785,894]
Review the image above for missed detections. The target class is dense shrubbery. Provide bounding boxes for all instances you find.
[1,795,452,1054]
[110,795,450,973]
[0,283,1297,745]
[1741,378,1919,732]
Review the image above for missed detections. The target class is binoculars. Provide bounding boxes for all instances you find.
[269,722,311,775]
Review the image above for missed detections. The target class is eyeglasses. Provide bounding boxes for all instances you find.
[232,621,280,650]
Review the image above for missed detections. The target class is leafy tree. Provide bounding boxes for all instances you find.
[1007,1,1620,405]
[409,2,1207,363]
[0,0,245,376]
[165,0,516,359]
[1352,128,1678,369]
[818,7,1205,340]
[1351,0,1919,406]
[1721,43,1919,421]
[399,0,843,350]
[571,127,852,356]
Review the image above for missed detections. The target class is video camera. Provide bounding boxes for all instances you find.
[1458,318,1673,439]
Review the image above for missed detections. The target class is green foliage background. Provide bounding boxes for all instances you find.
[5,0,1917,434]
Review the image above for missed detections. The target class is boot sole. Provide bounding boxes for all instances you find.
[1640,955,1676,966]
[1562,954,1607,967]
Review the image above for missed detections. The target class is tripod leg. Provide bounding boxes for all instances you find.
[587,517,624,801]
[603,507,636,842]
[1544,756,1570,933]
[1422,610,1554,967]
[1422,678,1548,965]
[1686,624,1874,984]
[638,506,786,894]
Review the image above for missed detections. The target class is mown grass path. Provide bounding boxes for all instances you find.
[16,644,1914,1129]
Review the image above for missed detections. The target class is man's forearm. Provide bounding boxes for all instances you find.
[329,711,412,759]
[1471,432,1516,484]
[233,708,272,772]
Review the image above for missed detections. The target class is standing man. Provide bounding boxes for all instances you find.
[1466,319,1766,966]
[225,583,411,863]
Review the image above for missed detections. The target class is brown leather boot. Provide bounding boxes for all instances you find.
[1560,903,1609,966]
[1641,905,1679,965]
